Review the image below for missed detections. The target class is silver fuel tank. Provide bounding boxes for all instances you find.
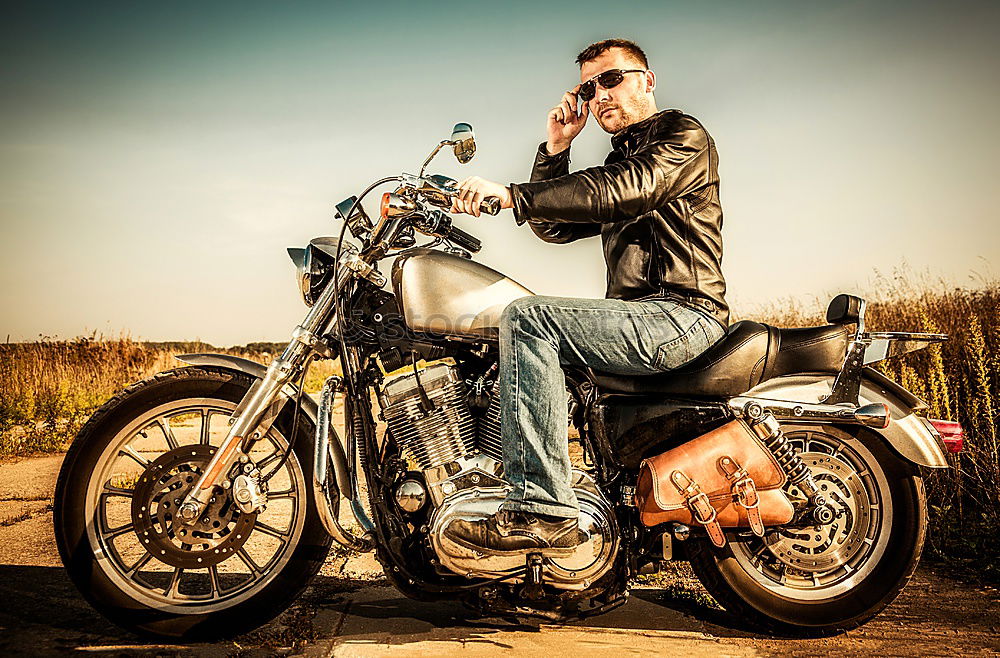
[390,249,533,340]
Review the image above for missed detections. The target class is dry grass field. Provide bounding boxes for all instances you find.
[751,277,1000,581]
[0,336,339,457]
[2,278,997,579]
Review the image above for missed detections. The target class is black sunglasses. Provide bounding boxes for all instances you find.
[578,68,647,102]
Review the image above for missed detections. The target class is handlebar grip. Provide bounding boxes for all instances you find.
[447,225,482,253]
[480,197,501,215]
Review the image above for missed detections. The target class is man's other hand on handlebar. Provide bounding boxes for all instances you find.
[450,176,513,217]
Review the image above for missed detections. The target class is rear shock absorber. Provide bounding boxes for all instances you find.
[744,402,835,525]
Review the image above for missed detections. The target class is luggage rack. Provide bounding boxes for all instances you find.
[822,294,948,405]
[825,329,947,405]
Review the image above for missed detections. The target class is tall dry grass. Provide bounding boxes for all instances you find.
[0,334,339,457]
[751,276,1000,579]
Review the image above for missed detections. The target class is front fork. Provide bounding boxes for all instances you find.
[177,272,346,524]
[176,349,305,521]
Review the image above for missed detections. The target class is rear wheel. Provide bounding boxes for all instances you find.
[689,424,926,635]
[54,367,332,640]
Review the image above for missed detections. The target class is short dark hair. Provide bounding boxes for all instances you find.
[575,39,648,69]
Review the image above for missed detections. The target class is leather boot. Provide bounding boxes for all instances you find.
[443,509,587,556]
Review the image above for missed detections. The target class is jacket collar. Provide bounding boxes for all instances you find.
[610,108,678,151]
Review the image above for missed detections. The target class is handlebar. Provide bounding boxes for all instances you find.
[362,176,496,261]
[439,192,501,216]
[417,209,482,253]
[479,197,501,215]
[403,172,502,216]
[445,225,482,253]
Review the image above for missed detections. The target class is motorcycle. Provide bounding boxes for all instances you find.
[54,123,964,640]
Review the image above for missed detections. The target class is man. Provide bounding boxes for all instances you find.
[446,38,729,556]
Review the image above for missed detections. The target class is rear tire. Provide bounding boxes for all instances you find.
[54,367,332,640]
[689,424,926,635]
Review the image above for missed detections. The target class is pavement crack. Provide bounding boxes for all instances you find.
[0,502,53,527]
[330,599,352,646]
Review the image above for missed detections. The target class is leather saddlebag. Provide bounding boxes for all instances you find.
[633,419,794,547]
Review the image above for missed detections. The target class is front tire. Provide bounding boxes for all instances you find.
[54,367,332,640]
[689,424,926,635]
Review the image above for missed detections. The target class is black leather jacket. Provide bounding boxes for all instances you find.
[509,109,729,326]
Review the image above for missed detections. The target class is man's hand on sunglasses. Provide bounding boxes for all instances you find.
[449,176,513,218]
[546,85,588,156]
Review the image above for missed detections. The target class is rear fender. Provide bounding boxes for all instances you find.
[743,368,949,468]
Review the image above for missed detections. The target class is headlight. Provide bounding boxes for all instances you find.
[288,238,355,307]
[295,248,317,307]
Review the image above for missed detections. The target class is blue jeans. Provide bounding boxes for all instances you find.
[497,295,726,519]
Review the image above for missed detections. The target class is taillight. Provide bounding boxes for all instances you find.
[928,419,964,453]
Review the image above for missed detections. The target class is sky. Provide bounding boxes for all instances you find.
[2,1,998,346]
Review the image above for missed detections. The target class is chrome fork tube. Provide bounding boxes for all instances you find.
[177,275,345,523]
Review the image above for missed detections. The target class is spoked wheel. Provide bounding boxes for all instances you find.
[689,424,926,635]
[54,367,332,640]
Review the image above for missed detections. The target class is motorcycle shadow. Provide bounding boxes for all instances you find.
[331,583,764,647]
[0,564,127,644]
[0,563,769,651]
[0,564,367,649]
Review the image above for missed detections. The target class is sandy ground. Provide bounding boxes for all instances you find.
[1,452,998,657]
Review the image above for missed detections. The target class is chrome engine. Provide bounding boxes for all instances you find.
[378,362,618,590]
[378,362,479,468]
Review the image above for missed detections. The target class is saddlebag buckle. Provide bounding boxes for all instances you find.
[670,470,726,548]
[719,455,764,537]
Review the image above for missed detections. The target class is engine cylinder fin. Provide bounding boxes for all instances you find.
[477,390,504,463]
[380,363,477,470]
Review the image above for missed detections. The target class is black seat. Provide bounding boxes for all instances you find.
[772,325,850,376]
[590,321,849,397]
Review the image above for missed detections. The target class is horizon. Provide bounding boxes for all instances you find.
[4,269,991,347]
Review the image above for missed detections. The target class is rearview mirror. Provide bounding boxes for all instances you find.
[450,122,476,164]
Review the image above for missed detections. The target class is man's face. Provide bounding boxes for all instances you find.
[579,48,655,134]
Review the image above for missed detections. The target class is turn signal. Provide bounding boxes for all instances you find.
[380,192,391,219]
[380,192,416,219]
[854,403,890,429]
[928,419,964,453]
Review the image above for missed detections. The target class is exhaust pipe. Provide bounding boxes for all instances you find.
[313,376,374,552]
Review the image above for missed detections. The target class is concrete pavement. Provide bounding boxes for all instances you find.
[1,452,998,657]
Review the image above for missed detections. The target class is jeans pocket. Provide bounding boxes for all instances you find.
[653,314,717,371]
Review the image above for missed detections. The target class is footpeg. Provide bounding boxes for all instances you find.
[523,553,545,600]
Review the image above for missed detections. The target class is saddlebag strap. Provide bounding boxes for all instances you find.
[670,469,726,548]
[719,456,764,537]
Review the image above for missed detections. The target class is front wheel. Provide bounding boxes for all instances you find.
[689,424,926,635]
[53,367,332,640]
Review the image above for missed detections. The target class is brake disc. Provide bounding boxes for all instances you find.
[131,444,257,569]
[765,452,872,572]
